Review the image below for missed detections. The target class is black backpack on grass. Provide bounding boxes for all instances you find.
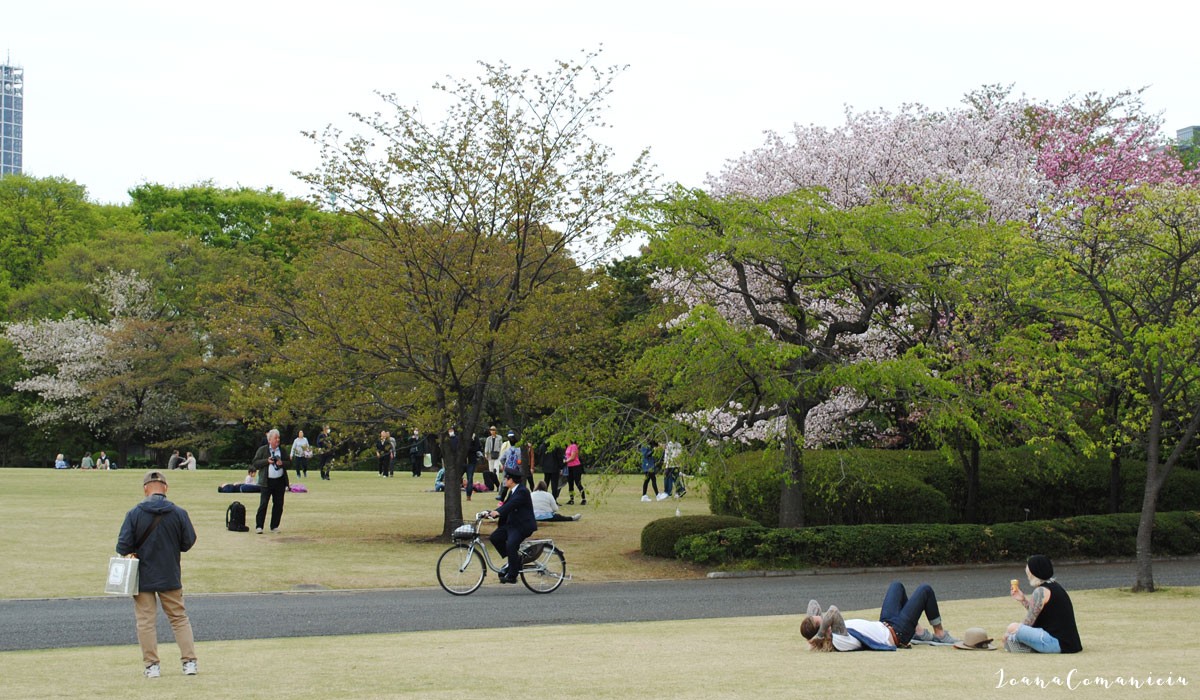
[226,501,250,532]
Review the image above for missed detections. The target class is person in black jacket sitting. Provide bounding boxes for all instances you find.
[487,465,538,583]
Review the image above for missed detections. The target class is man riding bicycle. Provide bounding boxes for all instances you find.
[487,464,537,584]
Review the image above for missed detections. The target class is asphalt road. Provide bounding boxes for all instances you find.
[4,558,1198,652]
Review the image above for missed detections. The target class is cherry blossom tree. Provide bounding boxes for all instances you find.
[639,184,995,526]
[4,271,185,456]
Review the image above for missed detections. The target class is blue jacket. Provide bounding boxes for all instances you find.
[640,445,656,473]
[116,494,196,592]
[495,484,538,538]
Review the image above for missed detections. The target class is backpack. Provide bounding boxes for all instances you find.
[226,501,250,532]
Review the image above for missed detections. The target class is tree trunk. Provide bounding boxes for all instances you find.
[1106,388,1123,514]
[958,439,981,523]
[778,401,807,528]
[1109,450,1123,514]
[1132,466,1161,592]
[1133,405,1165,592]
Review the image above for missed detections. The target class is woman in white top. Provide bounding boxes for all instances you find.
[531,482,581,522]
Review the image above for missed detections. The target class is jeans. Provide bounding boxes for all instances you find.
[1011,624,1062,653]
[878,582,943,645]
[133,589,195,665]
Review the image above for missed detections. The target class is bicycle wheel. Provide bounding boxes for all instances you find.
[521,547,566,593]
[437,544,486,595]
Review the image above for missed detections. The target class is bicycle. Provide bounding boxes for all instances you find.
[436,511,568,595]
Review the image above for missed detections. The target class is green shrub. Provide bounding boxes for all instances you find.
[708,447,1200,525]
[673,511,1200,568]
[640,514,759,558]
[707,449,951,527]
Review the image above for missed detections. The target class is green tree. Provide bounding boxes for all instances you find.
[1034,185,1200,591]
[2,229,244,463]
[0,174,100,294]
[215,50,652,534]
[637,184,998,527]
[129,182,332,261]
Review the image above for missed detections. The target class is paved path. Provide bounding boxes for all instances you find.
[4,559,1198,651]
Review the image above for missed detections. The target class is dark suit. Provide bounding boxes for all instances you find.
[253,444,289,530]
[489,483,538,579]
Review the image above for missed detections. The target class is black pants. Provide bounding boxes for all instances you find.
[543,471,561,499]
[319,453,333,480]
[411,454,422,476]
[378,455,391,476]
[566,467,585,501]
[642,472,659,496]
[489,525,526,579]
[256,477,287,530]
[293,456,308,478]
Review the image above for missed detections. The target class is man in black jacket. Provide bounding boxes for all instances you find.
[488,465,538,583]
[253,428,290,533]
[116,470,198,678]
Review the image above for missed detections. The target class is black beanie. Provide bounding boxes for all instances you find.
[1027,554,1054,581]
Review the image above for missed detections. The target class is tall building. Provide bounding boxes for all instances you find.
[1,59,23,176]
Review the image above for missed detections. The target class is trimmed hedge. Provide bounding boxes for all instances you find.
[672,511,1200,568]
[707,447,1200,526]
[640,514,759,558]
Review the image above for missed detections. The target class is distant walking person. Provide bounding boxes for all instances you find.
[290,430,311,478]
[639,441,665,502]
[408,429,425,477]
[376,431,394,478]
[662,440,686,498]
[484,426,505,488]
[253,429,290,533]
[116,470,198,678]
[563,439,586,506]
[316,425,334,480]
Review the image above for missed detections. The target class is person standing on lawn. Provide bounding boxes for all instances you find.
[116,470,198,678]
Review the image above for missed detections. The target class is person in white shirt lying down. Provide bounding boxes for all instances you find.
[801,582,961,651]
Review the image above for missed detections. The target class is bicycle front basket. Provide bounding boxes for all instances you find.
[452,523,477,540]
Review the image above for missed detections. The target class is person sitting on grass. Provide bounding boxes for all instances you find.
[531,481,581,522]
[801,581,960,651]
[1001,554,1082,654]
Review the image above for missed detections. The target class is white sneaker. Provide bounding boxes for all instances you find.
[571,514,583,521]
[182,660,198,675]
[144,663,160,679]
[640,495,651,502]
[270,528,280,533]
[656,492,668,501]
[255,528,263,534]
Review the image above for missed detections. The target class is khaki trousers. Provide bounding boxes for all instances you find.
[133,589,196,665]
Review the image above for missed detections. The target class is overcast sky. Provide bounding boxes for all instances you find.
[7,1,1200,205]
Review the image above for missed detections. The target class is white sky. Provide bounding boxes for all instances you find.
[7,0,1200,205]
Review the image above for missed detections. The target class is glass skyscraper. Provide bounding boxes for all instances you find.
[1,60,23,175]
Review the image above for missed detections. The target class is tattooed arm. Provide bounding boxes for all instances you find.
[1021,586,1050,626]
[820,605,847,637]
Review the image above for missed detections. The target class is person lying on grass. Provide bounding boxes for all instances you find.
[801,581,960,651]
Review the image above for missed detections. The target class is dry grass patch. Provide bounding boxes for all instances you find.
[1,588,1196,699]
[0,468,708,598]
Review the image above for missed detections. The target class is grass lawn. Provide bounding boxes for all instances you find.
[0,467,709,599]
[2,588,1196,699]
